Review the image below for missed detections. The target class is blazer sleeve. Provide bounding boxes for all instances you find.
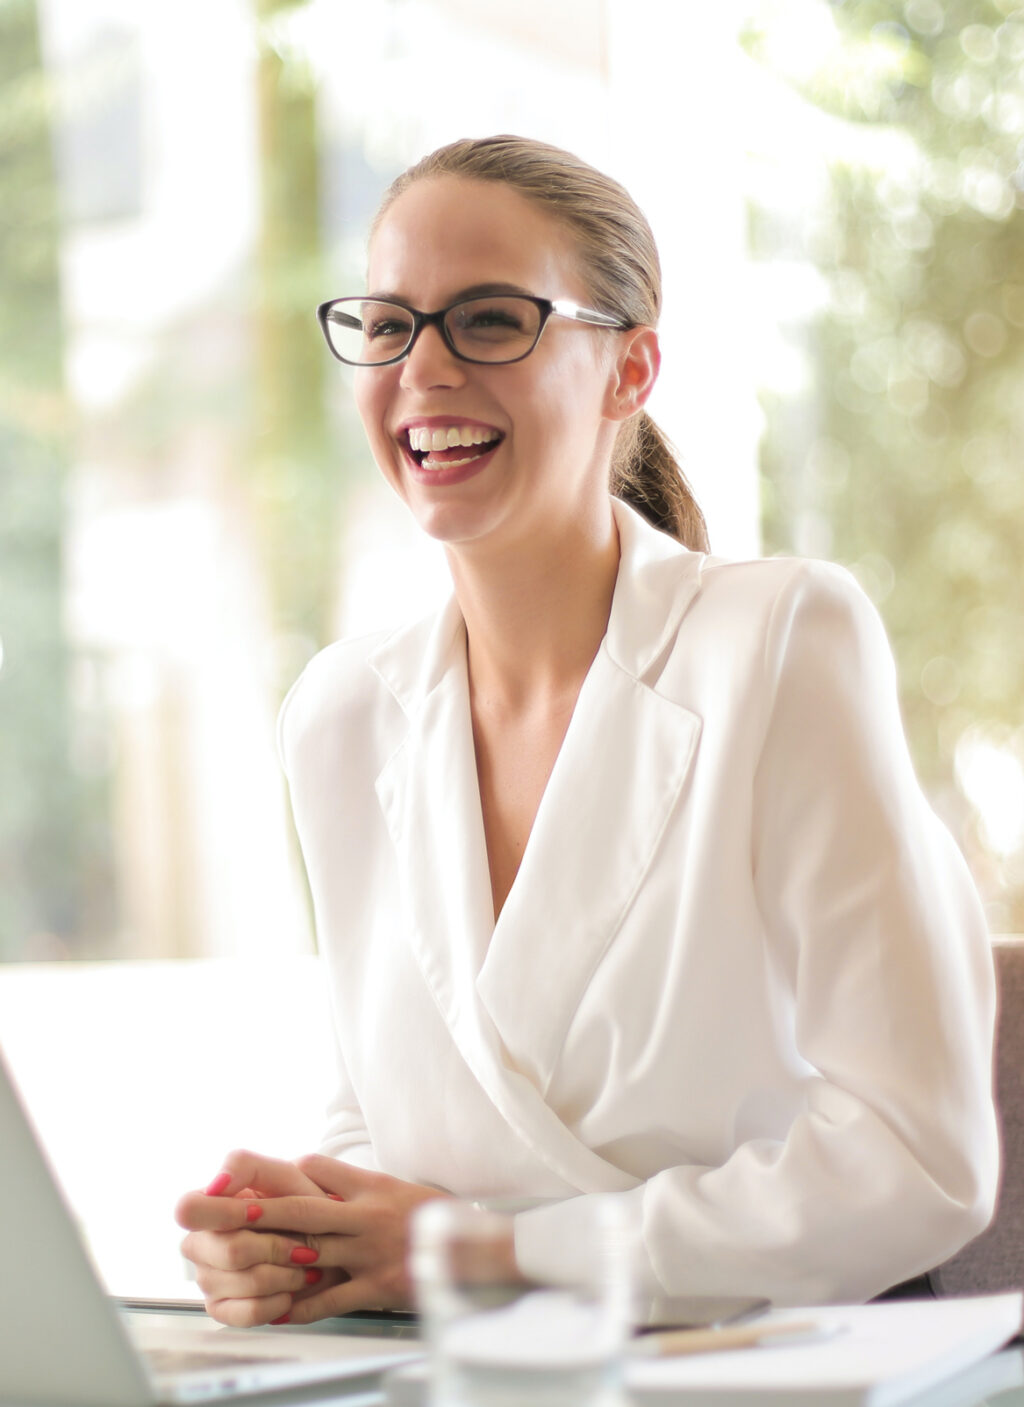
[317,1029,380,1170]
[277,665,379,1173]
[516,561,998,1305]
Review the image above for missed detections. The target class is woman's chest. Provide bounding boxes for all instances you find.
[471,695,577,920]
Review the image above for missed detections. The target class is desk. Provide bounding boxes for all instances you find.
[378,1350,1024,1406]
[122,1304,1024,1407]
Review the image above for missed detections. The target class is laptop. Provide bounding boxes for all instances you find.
[0,1045,422,1405]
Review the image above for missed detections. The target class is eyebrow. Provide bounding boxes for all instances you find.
[366,282,535,305]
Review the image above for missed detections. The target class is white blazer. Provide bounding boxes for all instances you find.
[279,498,998,1305]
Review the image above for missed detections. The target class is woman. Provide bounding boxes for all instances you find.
[176,136,998,1327]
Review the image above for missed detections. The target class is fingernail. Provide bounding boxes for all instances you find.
[327,1193,344,1202]
[290,1246,319,1265]
[245,1203,263,1223]
[304,1269,323,1286]
[270,1313,290,1325]
[204,1172,232,1197]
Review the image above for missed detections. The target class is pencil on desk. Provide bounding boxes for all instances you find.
[636,1319,822,1357]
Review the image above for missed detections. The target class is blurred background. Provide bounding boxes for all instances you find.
[0,0,1022,1291]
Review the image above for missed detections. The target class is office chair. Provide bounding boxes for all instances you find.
[929,937,1024,1296]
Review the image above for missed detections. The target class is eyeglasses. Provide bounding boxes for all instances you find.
[316,293,628,367]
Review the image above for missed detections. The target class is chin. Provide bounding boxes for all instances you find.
[393,476,507,550]
[408,506,499,549]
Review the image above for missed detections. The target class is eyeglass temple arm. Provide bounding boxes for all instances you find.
[324,308,364,330]
[550,299,627,330]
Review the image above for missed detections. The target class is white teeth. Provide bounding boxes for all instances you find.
[407,425,500,453]
[419,455,478,472]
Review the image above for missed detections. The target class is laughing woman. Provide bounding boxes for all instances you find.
[177,135,997,1326]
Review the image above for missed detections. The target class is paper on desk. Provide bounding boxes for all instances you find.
[626,1292,1022,1406]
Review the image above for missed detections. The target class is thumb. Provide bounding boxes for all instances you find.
[294,1153,375,1200]
[204,1150,327,1199]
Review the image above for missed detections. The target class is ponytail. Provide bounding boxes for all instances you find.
[612,412,709,552]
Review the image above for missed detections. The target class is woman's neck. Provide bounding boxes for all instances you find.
[447,506,621,712]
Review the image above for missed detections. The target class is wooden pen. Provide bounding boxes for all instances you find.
[635,1319,824,1357]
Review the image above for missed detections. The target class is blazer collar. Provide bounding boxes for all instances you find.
[603,496,706,679]
[369,498,706,714]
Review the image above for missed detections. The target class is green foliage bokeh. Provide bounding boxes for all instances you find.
[747,0,1024,930]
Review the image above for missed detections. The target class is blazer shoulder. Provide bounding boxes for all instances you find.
[698,551,861,604]
[694,554,901,735]
[276,629,395,778]
[646,552,888,711]
[694,553,882,645]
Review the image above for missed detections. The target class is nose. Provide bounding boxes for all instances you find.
[400,321,467,392]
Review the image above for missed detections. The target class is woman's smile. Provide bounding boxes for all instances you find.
[400,416,505,482]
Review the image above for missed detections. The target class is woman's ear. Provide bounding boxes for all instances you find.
[605,326,660,422]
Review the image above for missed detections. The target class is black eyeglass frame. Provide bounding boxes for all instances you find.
[315,294,630,368]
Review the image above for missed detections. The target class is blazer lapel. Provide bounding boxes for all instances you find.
[373,635,643,1189]
[372,600,494,1029]
[477,503,706,1098]
[476,648,702,1093]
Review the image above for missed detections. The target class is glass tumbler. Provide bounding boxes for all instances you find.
[411,1197,631,1407]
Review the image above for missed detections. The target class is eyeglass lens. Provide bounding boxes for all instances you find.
[324,296,543,365]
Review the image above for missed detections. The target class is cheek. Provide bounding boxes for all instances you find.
[353,371,400,468]
[522,352,612,446]
[352,369,379,437]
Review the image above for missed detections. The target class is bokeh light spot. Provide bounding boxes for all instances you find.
[956,730,1024,857]
[963,310,1008,357]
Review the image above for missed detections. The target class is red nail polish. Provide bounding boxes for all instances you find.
[290,1246,319,1265]
[245,1203,263,1223]
[270,1313,290,1325]
[327,1193,344,1202]
[204,1172,232,1197]
[304,1269,323,1286]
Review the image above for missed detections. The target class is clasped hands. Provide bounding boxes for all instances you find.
[175,1151,445,1327]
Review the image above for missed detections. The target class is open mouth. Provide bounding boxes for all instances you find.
[405,424,503,472]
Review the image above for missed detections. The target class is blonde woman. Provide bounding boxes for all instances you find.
[177,135,997,1326]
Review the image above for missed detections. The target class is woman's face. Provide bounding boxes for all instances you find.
[353,175,631,558]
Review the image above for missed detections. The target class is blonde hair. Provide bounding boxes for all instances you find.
[374,135,709,552]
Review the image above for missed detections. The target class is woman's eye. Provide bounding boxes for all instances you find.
[474,310,520,328]
[461,308,522,332]
[367,317,411,341]
[452,301,531,344]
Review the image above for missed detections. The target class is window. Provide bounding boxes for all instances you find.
[1,0,1017,1294]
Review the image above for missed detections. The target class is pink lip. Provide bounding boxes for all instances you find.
[402,438,501,488]
[396,413,503,436]
[396,414,505,489]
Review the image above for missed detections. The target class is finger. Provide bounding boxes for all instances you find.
[201,1271,347,1329]
[206,1292,293,1329]
[176,1151,337,1233]
[177,1184,343,1234]
[294,1154,377,1200]
[193,1262,311,1301]
[176,1191,274,1232]
[291,1267,348,1303]
[180,1229,322,1273]
[176,1192,239,1231]
[287,1274,406,1325]
[201,1151,327,1201]
[222,1192,365,1238]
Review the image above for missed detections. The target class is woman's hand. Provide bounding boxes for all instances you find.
[277,1155,447,1323]
[175,1150,446,1326]
[176,1151,340,1327]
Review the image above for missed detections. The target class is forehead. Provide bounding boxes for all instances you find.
[367,175,589,305]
